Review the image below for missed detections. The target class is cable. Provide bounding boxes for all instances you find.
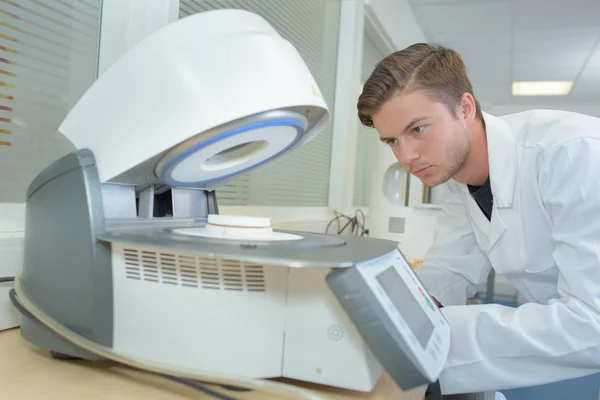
[0,276,15,283]
[10,289,238,400]
[325,210,351,235]
[325,209,368,237]
[9,288,34,320]
[325,210,350,234]
[159,374,241,400]
[355,209,366,236]
[10,274,329,400]
[338,217,354,234]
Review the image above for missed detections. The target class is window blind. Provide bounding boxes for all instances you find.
[353,34,386,208]
[0,0,102,202]
[179,0,341,206]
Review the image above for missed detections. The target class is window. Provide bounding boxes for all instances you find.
[353,33,386,208]
[0,0,102,203]
[179,1,341,206]
[423,185,444,205]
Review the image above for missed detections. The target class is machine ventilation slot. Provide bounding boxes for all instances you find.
[388,217,406,234]
[121,248,266,292]
[124,249,141,280]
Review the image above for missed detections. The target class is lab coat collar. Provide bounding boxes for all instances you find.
[455,112,516,252]
[481,111,517,209]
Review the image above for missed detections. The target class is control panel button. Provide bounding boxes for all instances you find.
[429,346,439,361]
[417,287,436,311]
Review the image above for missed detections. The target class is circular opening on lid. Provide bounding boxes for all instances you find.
[154,110,310,187]
[201,140,268,172]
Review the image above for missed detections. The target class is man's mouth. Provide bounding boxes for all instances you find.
[413,166,432,176]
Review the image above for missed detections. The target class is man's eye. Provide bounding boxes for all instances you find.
[413,125,425,135]
[386,138,398,146]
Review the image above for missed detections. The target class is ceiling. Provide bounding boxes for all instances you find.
[408,0,600,107]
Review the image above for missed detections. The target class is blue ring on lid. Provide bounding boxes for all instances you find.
[161,119,305,187]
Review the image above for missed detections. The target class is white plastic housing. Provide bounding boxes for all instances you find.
[283,267,383,391]
[59,9,329,185]
[110,242,383,392]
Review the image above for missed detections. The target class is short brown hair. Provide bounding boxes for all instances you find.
[357,43,482,128]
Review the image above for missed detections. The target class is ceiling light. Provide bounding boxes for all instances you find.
[512,81,573,96]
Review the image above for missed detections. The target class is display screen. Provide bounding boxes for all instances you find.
[376,266,434,348]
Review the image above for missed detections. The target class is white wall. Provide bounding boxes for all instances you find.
[364,0,425,50]
[0,203,25,280]
[486,102,600,118]
[98,0,179,76]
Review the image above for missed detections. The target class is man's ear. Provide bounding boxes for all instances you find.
[459,92,477,121]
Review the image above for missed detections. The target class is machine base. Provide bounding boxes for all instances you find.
[17,301,102,361]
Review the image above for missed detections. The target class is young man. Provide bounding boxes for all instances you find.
[357,43,600,395]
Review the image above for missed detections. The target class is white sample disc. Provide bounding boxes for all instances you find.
[173,213,303,241]
[207,214,271,228]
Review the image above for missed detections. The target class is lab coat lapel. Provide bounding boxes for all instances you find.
[488,209,506,252]
[463,187,491,239]
[482,112,517,251]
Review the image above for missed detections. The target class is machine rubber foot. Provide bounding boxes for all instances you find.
[50,351,82,360]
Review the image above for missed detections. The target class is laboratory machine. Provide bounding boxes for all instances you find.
[9,9,459,399]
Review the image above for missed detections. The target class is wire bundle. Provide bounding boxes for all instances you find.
[325,209,368,236]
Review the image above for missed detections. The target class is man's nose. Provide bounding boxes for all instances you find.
[394,140,420,168]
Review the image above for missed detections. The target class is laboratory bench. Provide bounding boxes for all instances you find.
[0,327,427,399]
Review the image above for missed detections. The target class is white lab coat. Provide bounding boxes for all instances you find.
[415,109,600,394]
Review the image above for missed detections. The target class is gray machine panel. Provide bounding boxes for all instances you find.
[326,265,431,390]
[26,147,96,199]
[97,228,399,269]
[22,149,113,351]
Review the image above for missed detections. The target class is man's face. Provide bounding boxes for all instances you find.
[371,89,471,187]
